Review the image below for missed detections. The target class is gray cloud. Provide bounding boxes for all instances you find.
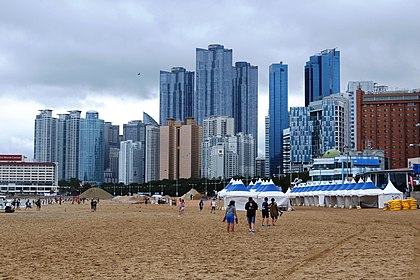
[0,0,419,156]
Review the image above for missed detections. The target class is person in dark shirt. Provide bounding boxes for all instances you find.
[261,197,270,226]
[244,197,258,232]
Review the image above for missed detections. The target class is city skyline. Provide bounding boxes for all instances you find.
[1,1,420,158]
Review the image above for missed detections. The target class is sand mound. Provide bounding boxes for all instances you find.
[79,188,113,200]
[112,195,148,204]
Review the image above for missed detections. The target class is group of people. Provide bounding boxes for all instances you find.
[224,197,283,233]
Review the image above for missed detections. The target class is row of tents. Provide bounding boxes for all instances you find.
[218,178,403,210]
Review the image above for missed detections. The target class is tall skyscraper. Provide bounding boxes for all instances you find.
[160,118,202,180]
[159,67,194,125]
[145,124,160,182]
[269,62,288,176]
[233,61,258,155]
[305,49,340,106]
[79,111,105,184]
[63,110,81,180]
[104,122,120,182]
[34,109,57,162]
[195,44,233,124]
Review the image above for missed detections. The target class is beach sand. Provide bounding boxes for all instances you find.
[1,200,419,279]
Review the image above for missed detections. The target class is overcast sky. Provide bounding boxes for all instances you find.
[1,0,419,158]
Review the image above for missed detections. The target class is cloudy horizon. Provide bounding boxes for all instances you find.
[1,0,419,158]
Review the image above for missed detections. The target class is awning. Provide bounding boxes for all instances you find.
[352,158,380,166]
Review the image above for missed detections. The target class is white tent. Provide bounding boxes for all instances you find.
[378,181,403,208]
[224,180,257,211]
[255,180,290,209]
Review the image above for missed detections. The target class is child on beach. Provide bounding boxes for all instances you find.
[210,199,217,214]
[178,198,185,216]
[223,200,238,232]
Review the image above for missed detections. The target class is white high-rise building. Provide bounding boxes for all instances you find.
[34,109,57,163]
[145,125,160,182]
[119,140,144,185]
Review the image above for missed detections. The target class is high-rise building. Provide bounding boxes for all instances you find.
[347,81,374,149]
[202,116,232,179]
[202,116,234,138]
[255,158,265,178]
[289,107,312,172]
[288,93,349,170]
[79,111,104,184]
[143,112,158,125]
[201,116,255,179]
[123,120,146,142]
[63,110,81,180]
[305,49,340,106]
[104,122,120,182]
[195,44,233,124]
[145,124,160,182]
[56,113,69,180]
[159,67,194,125]
[160,118,202,180]
[356,89,420,169]
[264,114,270,177]
[34,109,57,163]
[119,140,144,185]
[269,62,288,176]
[233,61,258,155]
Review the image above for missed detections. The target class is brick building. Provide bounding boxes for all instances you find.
[356,89,420,169]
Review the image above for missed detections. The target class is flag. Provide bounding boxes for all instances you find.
[409,176,414,192]
[79,182,83,188]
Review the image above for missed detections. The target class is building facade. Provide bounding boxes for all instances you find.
[160,118,202,180]
[34,109,57,163]
[79,111,105,184]
[233,61,258,155]
[195,44,233,124]
[104,122,120,183]
[119,140,144,185]
[145,124,160,182]
[305,49,340,106]
[347,81,374,149]
[269,62,288,176]
[159,67,194,125]
[0,155,58,194]
[356,89,420,169]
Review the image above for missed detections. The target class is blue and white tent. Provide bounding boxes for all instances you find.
[255,180,290,209]
[224,180,257,211]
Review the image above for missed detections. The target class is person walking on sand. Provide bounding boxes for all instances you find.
[245,197,258,233]
[223,200,238,232]
[261,197,270,226]
[35,198,41,211]
[210,199,217,214]
[199,199,204,212]
[269,198,283,226]
[178,198,185,216]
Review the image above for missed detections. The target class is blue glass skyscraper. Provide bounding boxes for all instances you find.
[233,61,258,156]
[269,62,288,176]
[304,49,340,106]
[195,44,233,124]
[79,111,104,184]
[159,67,194,125]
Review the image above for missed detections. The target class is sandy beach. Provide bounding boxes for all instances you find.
[1,200,419,279]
